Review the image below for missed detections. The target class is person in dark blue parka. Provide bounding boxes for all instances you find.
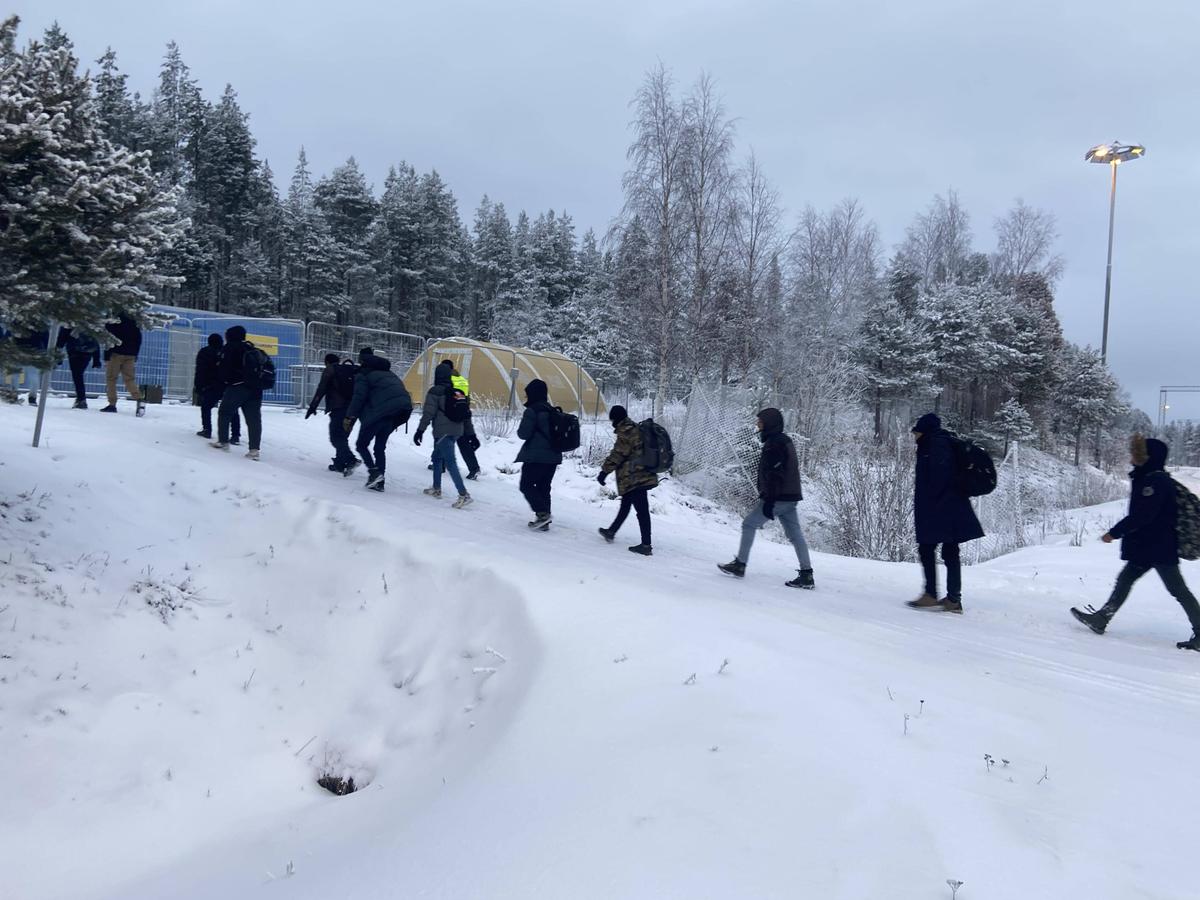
[907,413,984,613]
[1071,435,1200,650]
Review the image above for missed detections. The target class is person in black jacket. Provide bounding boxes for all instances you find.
[64,331,101,409]
[211,325,262,459]
[307,353,358,473]
[193,334,229,439]
[101,313,142,412]
[718,408,814,588]
[344,348,414,493]
[1071,435,1200,650]
[515,378,562,531]
[906,412,984,613]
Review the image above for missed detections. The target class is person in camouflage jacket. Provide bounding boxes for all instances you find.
[597,406,657,555]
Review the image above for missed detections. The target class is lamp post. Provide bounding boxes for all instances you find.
[1084,141,1145,363]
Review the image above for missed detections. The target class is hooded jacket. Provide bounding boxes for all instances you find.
[516,379,562,465]
[104,315,142,358]
[346,353,412,426]
[194,335,224,392]
[914,424,985,545]
[219,326,254,387]
[416,361,464,440]
[756,408,802,503]
[1110,437,1179,565]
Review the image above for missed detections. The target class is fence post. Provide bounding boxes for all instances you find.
[31,321,61,449]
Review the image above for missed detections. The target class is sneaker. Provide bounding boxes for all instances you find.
[466,471,480,481]
[1070,606,1107,635]
[196,430,212,438]
[786,568,816,590]
[100,404,118,413]
[717,559,746,578]
[628,544,652,556]
[27,394,37,406]
[366,469,385,489]
[598,526,616,543]
[342,460,360,478]
[74,400,88,410]
[941,597,964,614]
[210,441,230,450]
[367,478,385,493]
[527,512,552,531]
[1177,635,1200,651]
[452,493,473,509]
[229,439,241,446]
[906,593,941,610]
[423,487,442,498]
[246,449,260,461]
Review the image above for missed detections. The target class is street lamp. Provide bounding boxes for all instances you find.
[1085,141,1145,362]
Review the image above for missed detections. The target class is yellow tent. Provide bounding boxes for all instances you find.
[403,338,606,416]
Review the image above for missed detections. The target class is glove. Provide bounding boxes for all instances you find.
[342,417,355,434]
[305,408,315,420]
[597,472,607,486]
[413,430,424,446]
[762,500,776,521]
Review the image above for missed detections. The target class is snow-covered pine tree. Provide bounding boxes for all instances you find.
[1054,342,1119,466]
[93,48,152,153]
[854,295,937,441]
[314,157,378,326]
[281,148,343,322]
[985,398,1037,456]
[467,196,514,338]
[415,170,467,336]
[0,17,183,371]
[369,163,423,333]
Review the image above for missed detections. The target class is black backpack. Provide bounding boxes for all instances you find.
[949,434,997,497]
[637,418,674,474]
[244,344,276,391]
[443,388,470,423]
[545,405,581,453]
[1172,478,1200,561]
[333,362,358,401]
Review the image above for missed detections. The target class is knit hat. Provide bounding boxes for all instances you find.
[358,347,374,362]
[1146,438,1169,470]
[207,333,223,348]
[524,379,548,405]
[609,405,627,424]
[913,412,941,434]
[225,325,246,342]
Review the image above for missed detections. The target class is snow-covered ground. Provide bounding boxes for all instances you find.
[3,398,1199,900]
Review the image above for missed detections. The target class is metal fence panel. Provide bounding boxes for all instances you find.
[303,322,426,406]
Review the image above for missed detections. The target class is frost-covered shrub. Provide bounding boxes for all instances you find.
[817,442,916,562]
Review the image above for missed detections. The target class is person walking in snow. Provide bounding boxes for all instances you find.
[906,412,984,613]
[516,378,561,531]
[194,333,230,439]
[306,353,358,474]
[101,313,142,413]
[597,405,657,556]
[1071,435,1200,651]
[64,330,101,409]
[211,325,262,459]
[718,408,814,588]
[429,362,482,480]
[344,348,413,493]
[413,359,472,508]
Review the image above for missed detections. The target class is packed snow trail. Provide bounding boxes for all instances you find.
[2,401,1198,900]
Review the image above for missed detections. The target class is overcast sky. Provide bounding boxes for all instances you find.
[14,0,1200,423]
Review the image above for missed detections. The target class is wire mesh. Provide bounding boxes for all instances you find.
[302,322,426,407]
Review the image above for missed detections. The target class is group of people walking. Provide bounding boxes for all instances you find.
[195,325,265,459]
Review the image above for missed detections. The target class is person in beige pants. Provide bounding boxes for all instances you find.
[101,314,142,412]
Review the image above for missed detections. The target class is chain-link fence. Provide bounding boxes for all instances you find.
[962,442,1026,564]
[301,322,425,408]
[673,382,775,510]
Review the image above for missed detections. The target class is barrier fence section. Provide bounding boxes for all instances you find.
[672,382,767,511]
[301,322,426,407]
[963,442,1026,564]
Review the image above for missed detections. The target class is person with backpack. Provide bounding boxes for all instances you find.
[306,353,358,474]
[428,362,482,480]
[597,405,657,556]
[1071,435,1200,651]
[413,359,472,508]
[194,333,227,439]
[344,348,413,493]
[717,408,815,588]
[101,313,142,413]
[516,378,562,531]
[63,331,101,409]
[211,325,263,460]
[906,412,984,613]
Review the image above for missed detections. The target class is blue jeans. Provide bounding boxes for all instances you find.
[737,500,812,569]
[22,366,40,395]
[432,434,466,495]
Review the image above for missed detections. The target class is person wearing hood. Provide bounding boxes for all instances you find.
[307,352,358,474]
[101,313,142,412]
[906,413,984,613]
[414,359,472,508]
[344,348,413,493]
[194,333,228,439]
[62,330,100,409]
[718,408,814,589]
[516,378,561,531]
[597,405,657,555]
[428,361,482,480]
[1071,435,1200,651]
[212,325,262,459]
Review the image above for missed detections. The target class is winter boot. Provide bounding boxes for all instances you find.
[368,477,386,493]
[342,460,360,478]
[422,487,442,498]
[528,512,552,532]
[100,404,118,413]
[718,559,746,578]
[328,463,342,472]
[1070,606,1109,635]
[940,596,964,614]
[628,544,652,556]
[907,593,941,610]
[466,470,480,481]
[452,493,473,509]
[366,468,384,489]
[245,449,261,461]
[74,400,88,410]
[1177,634,1200,651]
[27,393,36,406]
[786,569,816,590]
[598,526,616,543]
[197,430,212,438]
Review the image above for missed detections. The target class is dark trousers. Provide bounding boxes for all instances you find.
[919,542,961,599]
[328,406,354,468]
[1101,562,1200,632]
[68,352,91,401]
[356,418,398,474]
[219,384,261,450]
[610,487,652,545]
[199,385,234,438]
[458,435,480,475]
[520,462,557,514]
